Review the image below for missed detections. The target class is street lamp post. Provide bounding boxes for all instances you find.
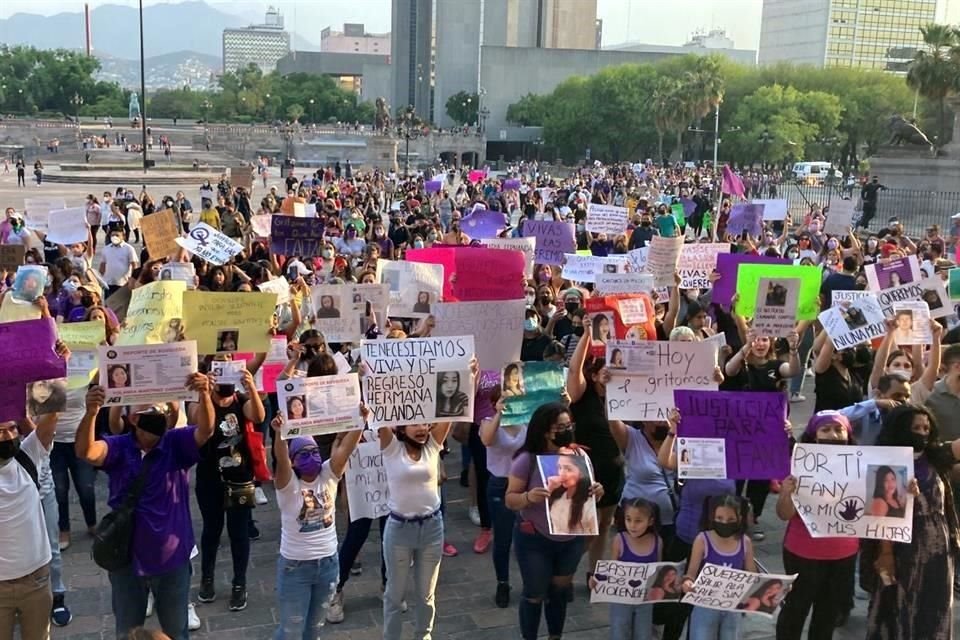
[137,0,148,173]
[712,101,721,170]
[758,129,773,170]
[309,98,315,124]
[399,106,420,177]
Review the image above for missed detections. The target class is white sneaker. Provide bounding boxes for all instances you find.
[254,486,268,505]
[326,591,344,624]
[790,392,806,403]
[468,506,481,527]
[187,603,201,631]
[145,591,154,618]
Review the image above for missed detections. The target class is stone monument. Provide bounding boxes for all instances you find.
[128,93,141,122]
[868,106,960,191]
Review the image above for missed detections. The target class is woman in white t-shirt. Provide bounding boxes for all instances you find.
[270,416,364,640]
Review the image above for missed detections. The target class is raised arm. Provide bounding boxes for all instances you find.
[870,320,895,391]
[813,329,834,375]
[269,415,292,490]
[187,373,215,447]
[662,273,682,335]
[239,369,266,424]
[329,421,366,478]
[76,386,108,466]
[776,474,798,521]
[566,314,591,403]
[919,321,943,392]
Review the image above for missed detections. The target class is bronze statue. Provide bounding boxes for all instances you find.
[374,98,392,134]
[888,114,934,148]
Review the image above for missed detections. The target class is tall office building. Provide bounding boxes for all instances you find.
[759,0,950,73]
[391,0,434,120]
[222,7,291,74]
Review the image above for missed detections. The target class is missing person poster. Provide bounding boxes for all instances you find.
[790,443,915,542]
[590,561,686,605]
[501,361,565,426]
[865,255,921,292]
[681,564,797,619]
[377,259,443,318]
[877,276,952,320]
[890,301,932,345]
[158,262,197,289]
[818,293,886,350]
[97,341,199,406]
[751,277,800,338]
[360,336,475,427]
[276,374,363,439]
[537,451,599,536]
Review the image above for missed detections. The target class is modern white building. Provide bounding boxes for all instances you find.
[222,7,291,74]
[759,0,951,73]
[321,24,390,55]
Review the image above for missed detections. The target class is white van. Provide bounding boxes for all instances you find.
[792,161,833,185]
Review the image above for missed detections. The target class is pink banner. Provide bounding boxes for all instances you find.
[407,247,525,301]
[468,170,487,184]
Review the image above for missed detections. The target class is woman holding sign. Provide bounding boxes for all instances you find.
[866,404,960,640]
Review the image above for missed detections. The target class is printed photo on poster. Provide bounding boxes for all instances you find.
[865,255,921,291]
[276,374,362,439]
[27,378,67,416]
[502,362,526,397]
[891,301,932,345]
[501,362,565,427]
[98,341,199,406]
[818,294,886,350]
[751,277,799,338]
[681,564,797,619]
[435,371,469,418]
[590,561,686,606]
[676,437,727,480]
[537,452,599,536]
[865,464,909,518]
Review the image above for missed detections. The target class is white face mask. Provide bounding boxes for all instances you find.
[110,235,122,245]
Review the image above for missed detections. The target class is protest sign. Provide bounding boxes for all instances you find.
[865,255,921,291]
[891,301,932,345]
[481,237,536,278]
[407,247,525,301]
[249,214,272,238]
[117,280,185,345]
[595,272,655,295]
[682,564,796,619]
[181,291,275,354]
[674,390,789,480]
[562,254,628,284]
[276,374,362,439]
[23,198,65,232]
[461,210,508,239]
[538,452,599,535]
[677,243,729,289]
[606,341,717,421]
[647,236,684,288]
[523,220,575,266]
[753,199,788,221]
[0,294,40,324]
[210,359,246,386]
[627,247,648,272]
[256,277,291,306]
[0,318,66,383]
[431,300,524,372]
[819,293,886,350]
[586,203,629,235]
[726,204,764,237]
[361,336,475,427]
[65,348,97,391]
[424,179,442,193]
[501,362,565,426]
[713,254,790,307]
[590,561,686,605]
[45,208,88,245]
[345,440,390,521]
[140,209,181,258]
[158,262,196,289]
[877,276,951,320]
[377,259,443,317]
[950,268,960,301]
[310,284,363,343]
[57,320,104,349]
[832,290,871,307]
[791,443,914,541]
[824,199,856,236]
[752,277,800,337]
[270,215,326,257]
[586,296,657,349]
[98,341,199,406]
[252,335,287,393]
[175,222,243,265]
[735,263,821,319]
[0,245,25,271]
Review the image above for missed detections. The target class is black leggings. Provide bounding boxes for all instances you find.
[337,516,387,591]
[660,534,693,640]
[735,479,770,520]
[467,423,491,528]
[195,474,251,587]
[776,549,855,640]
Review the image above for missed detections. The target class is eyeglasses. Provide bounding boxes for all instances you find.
[552,422,575,433]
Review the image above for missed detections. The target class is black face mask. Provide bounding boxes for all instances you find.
[713,521,739,538]
[80,294,94,308]
[908,432,928,453]
[215,384,236,398]
[839,351,856,368]
[303,344,321,360]
[541,296,553,306]
[137,414,167,437]
[552,428,575,448]
[652,425,670,440]
[573,326,585,337]
[564,301,579,314]
[640,220,651,227]
[816,438,846,445]
[0,438,19,462]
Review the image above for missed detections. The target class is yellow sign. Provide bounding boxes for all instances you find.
[181,291,275,355]
[117,280,185,345]
[0,296,40,324]
[57,320,104,348]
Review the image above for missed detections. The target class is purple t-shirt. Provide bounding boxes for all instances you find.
[509,451,573,542]
[101,426,201,576]
[474,370,502,424]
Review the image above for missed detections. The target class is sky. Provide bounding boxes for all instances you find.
[0,0,765,50]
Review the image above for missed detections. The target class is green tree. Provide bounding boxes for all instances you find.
[445,91,479,125]
[506,93,549,126]
[286,103,305,122]
[907,23,959,145]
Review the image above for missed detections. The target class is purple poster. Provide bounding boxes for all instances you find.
[673,390,790,480]
[0,382,26,422]
[270,215,326,257]
[713,253,790,307]
[680,197,697,216]
[522,220,576,266]
[726,204,764,237]
[424,180,442,193]
[866,255,921,291]
[0,317,66,384]
[502,179,521,191]
[461,210,507,239]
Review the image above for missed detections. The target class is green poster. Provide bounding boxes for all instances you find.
[501,361,565,427]
[671,203,686,226]
[950,268,960,301]
[735,263,823,320]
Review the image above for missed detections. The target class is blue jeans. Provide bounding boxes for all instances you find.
[382,513,444,640]
[50,441,98,531]
[789,325,814,395]
[109,561,191,640]
[486,475,516,583]
[609,603,653,640]
[40,488,65,594]
[688,606,740,640]
[513,522,586,640]
[274,554,339,640]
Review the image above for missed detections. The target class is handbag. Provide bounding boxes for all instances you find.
[91,458,155,572]
[224,481,256,509]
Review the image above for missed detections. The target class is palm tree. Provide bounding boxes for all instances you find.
[686,56,726,120]
[907,23,959,145]
[652,78,677,162]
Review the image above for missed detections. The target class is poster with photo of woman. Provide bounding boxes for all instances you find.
[537,451,599,536]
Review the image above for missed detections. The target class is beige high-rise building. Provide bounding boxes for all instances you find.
[540,0,598,50]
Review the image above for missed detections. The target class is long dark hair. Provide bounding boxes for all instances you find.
[650,565,678,590]
[548,452,591,531]
[877,404,950,471]
[615,496,660,534]
[514,401,571,457]
[699,495,749,535]
[750,578,783,601]
[871,465,900,500]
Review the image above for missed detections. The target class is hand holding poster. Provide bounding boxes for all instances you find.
[673,390,790,480]
[537,452,599,535]
[522,220,575,266]
[824,198,856,236]
[877,276,951,320]
[586,203,629,235]
[175,222,244,265]
[344,440,390,521]
[181,291,276,354]
[139,209,181,258]
[501,362,565,426]
[270,215,326,257]
[677,243,729,289]
[44,208,88,245]
[431,300,525,372]
[590,561,686,605]
[1,318,66,384]
[681,564,796,619]
[819,293,886,349]
[790,444,914,541]
[891,301,932,345]
[276,374,362,439]
[751,277,800,337]
[865,255,921,291]
[361,336,475,427]
[647,236,684,288]
[98,341,199,406]
[735,263,821,319]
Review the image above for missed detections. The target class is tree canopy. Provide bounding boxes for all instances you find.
[445,91,479,126]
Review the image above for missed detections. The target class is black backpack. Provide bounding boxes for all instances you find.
[91,458,154,572]
[14,450,39,491]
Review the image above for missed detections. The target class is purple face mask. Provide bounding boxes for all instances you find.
[293,451,323,478]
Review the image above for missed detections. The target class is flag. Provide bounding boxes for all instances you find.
[721,165,746,198]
